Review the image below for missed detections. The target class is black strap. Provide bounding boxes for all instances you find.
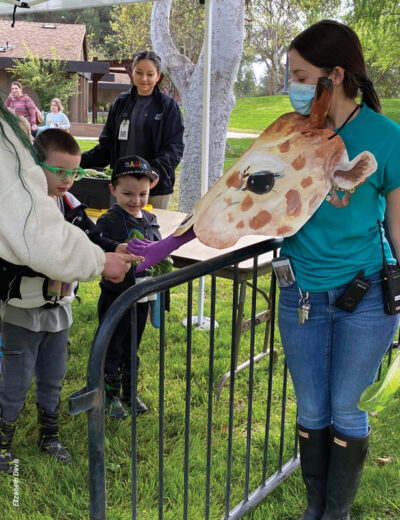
[11,5,17,27]
[378,219,389,270]
[328,105,360,140]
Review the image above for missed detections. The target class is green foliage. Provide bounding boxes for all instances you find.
[359,352,400,412]
[6,45,78,112]
[347,1,400,97]
[105,0,204,62]
[104,3,153,59]
[244,0,342,95]
[129,229,174,277]
[234,59,260,98]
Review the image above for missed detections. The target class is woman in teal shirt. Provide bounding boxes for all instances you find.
[280,20,400,520]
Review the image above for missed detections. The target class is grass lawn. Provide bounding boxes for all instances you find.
[228,96,400,134]
[1,97,400,520]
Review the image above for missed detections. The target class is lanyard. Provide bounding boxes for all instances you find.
[328,105,360,140]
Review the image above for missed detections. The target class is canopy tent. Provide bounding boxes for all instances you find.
[0,0,149,15]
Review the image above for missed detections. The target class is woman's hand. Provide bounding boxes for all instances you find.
[102,252,138,283]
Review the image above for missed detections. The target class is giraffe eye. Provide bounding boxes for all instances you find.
[246,171,280,194]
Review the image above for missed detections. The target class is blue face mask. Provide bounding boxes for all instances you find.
[289,82,316,115]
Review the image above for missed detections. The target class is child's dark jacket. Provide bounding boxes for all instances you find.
[96,204,161,295]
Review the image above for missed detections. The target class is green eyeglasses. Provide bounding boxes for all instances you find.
[40,162,86,181]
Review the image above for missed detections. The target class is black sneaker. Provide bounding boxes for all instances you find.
[39,438,72,464]
[105,396,128,420]
[0,448,15,474]
[135,396,149,415]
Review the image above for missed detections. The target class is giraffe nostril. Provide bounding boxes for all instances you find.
[246,171,278,195]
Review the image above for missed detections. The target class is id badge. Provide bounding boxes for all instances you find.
[118,119,130,140]
[271,257,296,288]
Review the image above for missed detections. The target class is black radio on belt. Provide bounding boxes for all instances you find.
[379,220,400,315]
[335,270,371,313]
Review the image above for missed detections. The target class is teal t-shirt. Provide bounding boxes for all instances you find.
[281,104,400,292]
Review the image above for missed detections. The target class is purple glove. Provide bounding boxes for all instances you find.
[127,227,196,273]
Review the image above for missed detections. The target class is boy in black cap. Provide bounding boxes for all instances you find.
[96,154,160,419]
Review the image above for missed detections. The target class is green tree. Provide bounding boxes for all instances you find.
[6,45,78,112]
[105,0,204,62]
[234,58,259,98]
[347,0,400,97]
[244,0,342,95]
[104,3,153,59]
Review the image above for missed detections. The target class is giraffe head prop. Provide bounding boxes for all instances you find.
[175,77,377,248]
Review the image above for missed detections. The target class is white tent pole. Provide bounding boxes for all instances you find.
[197,0,212,327]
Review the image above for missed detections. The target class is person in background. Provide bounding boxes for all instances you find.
[0,130,143,473]
[96,154,160,420]
[38,98,71,133]
[5,81,38,136]
[278,20,400,520]
[81,50,184,209]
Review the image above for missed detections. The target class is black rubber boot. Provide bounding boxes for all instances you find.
[105,374,128,420]
[320,428,370,520]
[297,424,331,520]
[121,372,148,415]
[0,416,16,474]
[37,404,72,464]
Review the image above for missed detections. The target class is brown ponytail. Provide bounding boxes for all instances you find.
[357,75,381,113]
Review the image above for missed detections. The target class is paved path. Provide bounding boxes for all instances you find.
[227,131,259,138]
[75,131,259,141]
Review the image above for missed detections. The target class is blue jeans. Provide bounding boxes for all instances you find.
[278,272,399,438]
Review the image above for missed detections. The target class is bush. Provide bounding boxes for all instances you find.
[6,44,79,112]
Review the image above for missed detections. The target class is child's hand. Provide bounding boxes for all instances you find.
[115,242,144,262]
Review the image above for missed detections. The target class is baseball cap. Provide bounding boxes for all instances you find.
[111,155,158,183]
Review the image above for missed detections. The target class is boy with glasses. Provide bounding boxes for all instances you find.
[0,129,141,473]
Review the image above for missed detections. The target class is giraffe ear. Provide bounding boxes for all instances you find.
[307,77,333,130]
[332,151,377,190]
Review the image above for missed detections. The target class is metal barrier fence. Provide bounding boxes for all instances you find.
[68,237,302,520]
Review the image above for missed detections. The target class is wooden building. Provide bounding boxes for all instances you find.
[0,19,109,122]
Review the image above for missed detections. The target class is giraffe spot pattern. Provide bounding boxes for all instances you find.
[240,195,254,211]
[286,189,302,217]
[277,225,294,235]
[301,176,313,188]
[227,213,234,223]
[278,140,290,153]
[236,220,245,229]
[226,170,241,188]
[291,154,306,171]
[249,210,272,230]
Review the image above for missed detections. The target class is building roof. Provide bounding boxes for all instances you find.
[0,19,87,61]
[98,72,131,87]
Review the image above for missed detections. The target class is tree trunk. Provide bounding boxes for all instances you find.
[151,0,245,212]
